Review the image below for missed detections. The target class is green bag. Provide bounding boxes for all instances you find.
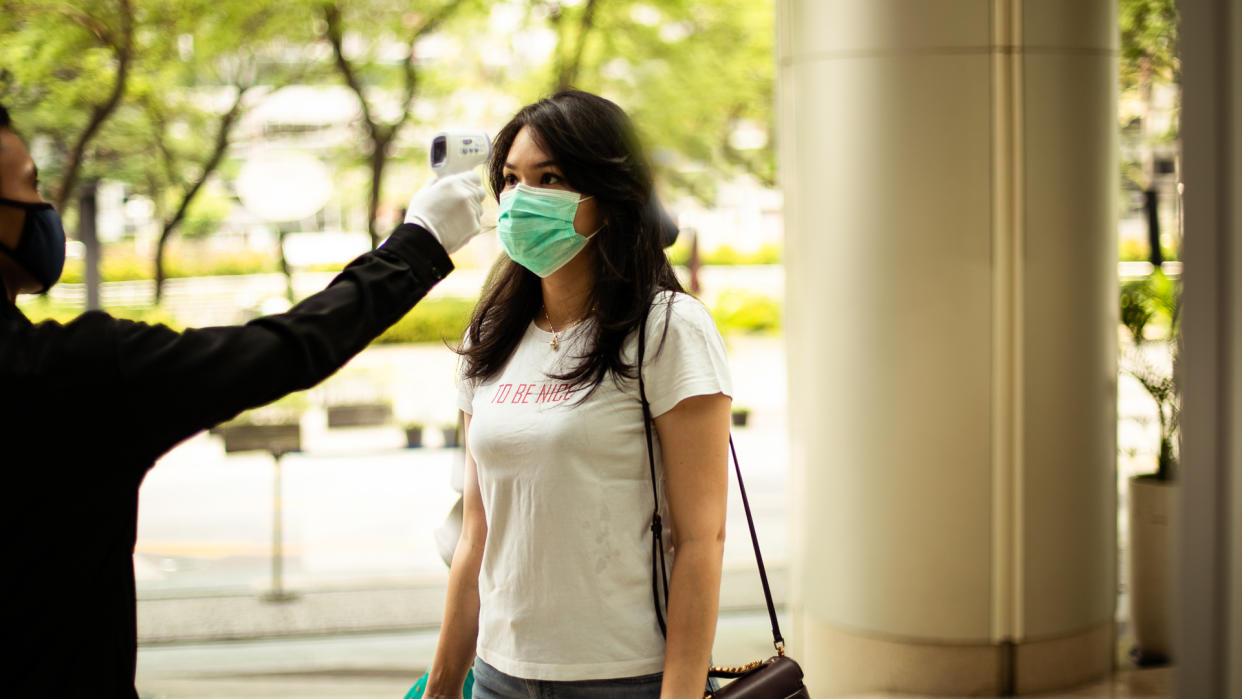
[404,667,474,699]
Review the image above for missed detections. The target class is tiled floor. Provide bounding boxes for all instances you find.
[1046,667,1169,698]
[843,666,1170,698]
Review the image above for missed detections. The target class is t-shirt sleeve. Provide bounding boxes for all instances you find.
[640,293,733,418]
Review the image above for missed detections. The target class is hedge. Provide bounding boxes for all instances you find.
[711,289,781,335]
[19,291,782,342]
[376,297,477,345]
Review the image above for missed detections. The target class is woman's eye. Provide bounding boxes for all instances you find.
[503,173,517,187]
[541,173,563,186]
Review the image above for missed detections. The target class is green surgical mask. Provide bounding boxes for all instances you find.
[497,184,595,277]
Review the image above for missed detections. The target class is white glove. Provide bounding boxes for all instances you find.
[404,171,486,254]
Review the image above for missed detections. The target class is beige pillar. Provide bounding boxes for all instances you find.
[1178,0,1242,696]
[779,1,1117,694]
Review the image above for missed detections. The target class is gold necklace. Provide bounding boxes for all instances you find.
[544,306,564,350]
[543,304,594,351]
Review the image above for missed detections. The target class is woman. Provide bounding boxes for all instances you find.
[425,90,732,699]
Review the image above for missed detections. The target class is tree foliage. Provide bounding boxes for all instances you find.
[3,0,777,293]
[0,0,135,210]
[528,0,775,202]
[1118,0,1179,267]
[318,0,475,249]
[1,0,324,298]
[1120,0,1179,93]
[1119,0,1180,185]
[118,1,322,298]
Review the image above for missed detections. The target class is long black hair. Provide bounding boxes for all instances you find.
[459,90,683,397]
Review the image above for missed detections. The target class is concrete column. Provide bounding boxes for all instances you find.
[1178,0,1242,696]
[779,1,1117,694]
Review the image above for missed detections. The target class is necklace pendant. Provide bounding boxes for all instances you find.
[549,337,559,351]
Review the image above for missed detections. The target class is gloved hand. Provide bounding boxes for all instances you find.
[404,171,486,254]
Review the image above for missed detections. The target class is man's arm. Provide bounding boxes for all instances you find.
[110,223,452,460]
[100,172,484,463]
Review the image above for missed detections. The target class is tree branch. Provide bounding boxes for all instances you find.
[163,90,247,236]
[661,167,714,205]
[413,0,465,41]
[559,0,599,91]
[54,0,133,210]
[321,1,379,142]
[393,0,466,134]
[153,87,249,301]
[144,102,178,186]
[322,0,468,248]
[49,2,111,43]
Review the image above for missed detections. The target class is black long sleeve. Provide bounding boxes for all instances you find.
[4,223,451,468]
[113,222,452,461]
[0,222,453,698]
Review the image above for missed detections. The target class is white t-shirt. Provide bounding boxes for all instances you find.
[457,291,732,681]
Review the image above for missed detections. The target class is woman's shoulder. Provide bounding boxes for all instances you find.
[649,290,715,327]
[642,290,724,350]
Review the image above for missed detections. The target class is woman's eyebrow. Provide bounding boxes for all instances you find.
[503,160,559,170]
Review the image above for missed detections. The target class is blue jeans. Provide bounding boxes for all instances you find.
[471,657,663,699]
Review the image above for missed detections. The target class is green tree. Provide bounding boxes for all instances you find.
[123,1,320,301]
[529,0,775,203]
[1120,0,1179,188]
[319,0,472,249]
[0,0,135,211]
[3,1,327,302]
[545,0,601,92]
[1120,0,1179,265]
[1121,0,1179,99]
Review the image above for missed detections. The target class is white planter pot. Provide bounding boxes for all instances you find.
[1127,476,1178,662]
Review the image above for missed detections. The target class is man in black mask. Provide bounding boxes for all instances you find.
[0,103,485,697]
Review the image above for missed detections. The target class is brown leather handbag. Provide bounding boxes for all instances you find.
[709,654,809,698]
[637,313,810,699]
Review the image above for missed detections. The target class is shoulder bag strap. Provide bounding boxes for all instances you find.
[638,307,671,637]
[638,306,785,654]
[726,436,786,654]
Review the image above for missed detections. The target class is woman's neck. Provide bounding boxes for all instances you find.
[539,249,595,329]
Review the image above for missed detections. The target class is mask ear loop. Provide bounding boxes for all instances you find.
[574,195,604,239]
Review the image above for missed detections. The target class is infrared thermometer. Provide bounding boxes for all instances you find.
[430,130,492,177]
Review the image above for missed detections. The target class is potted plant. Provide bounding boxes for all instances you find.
[403,422,425,449]
[216,393,306,455]
[1120,271,1180,665]
[321,369,393,428]
[326,400,392,428]
[731,406,751,427]
[441,422,461,448]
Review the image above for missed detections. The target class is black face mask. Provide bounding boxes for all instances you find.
[0,196,66,293]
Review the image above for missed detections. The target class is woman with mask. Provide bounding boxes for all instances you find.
[423,91,732,699]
